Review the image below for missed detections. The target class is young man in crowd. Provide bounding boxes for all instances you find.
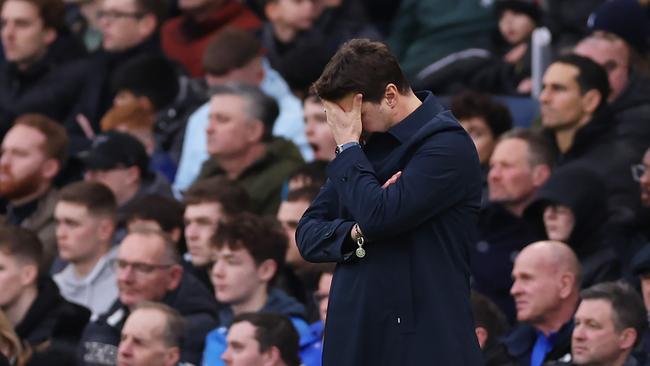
[182,176,250,290]
[203,212,310,366]
[53,181,119,316]
[222,312,301,366]
[0,225,90,363]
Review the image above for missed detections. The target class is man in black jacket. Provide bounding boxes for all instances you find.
[78,227,219,366]
[0,225,90,364]
[539,54,638,210]
[0,0,86,139]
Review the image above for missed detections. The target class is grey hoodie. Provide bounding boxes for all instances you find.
[54,246,118,318]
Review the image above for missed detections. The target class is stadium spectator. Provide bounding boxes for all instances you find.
[116,302,185,366]
[78,227,219,366]
[53,181,119,316]
[0,225,90,364]
[470,128,553,321]
[539,54,638,210]
[161,0,260,77]
[71,0,167,136]
[303,93,336,162]
[524,164,623,288]
[470,291,511,366]
[173,28,310,196]
[182,177,251,290]
[0,0,87,139]
[498,240,581,365]
[221,312,301,366]
[194,83,303,216]
[81,131,173,234]
[0,114,68,271]
[203,213,310,366]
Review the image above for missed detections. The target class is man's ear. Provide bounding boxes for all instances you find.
[97,217,116,243]
[475,327,488,349]
[261,345,282,366]
[384,83,399,108]
[138,14,157,39]
[43,26,57,46]
[257,258,277,283]
[558,271,576,299]
[166,265,184,291]
[20,262,38,287]
[247,120,265,144]
[41,158,61,180]
[531,164,551,188]
[581,89,602,115]
[619,328,637,350]
[264,1,279,22]
[126,166,141,185]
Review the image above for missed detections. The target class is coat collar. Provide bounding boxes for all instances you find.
[387,91,444,144]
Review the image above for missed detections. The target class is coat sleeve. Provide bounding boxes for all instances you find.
[325,132,477,240]
[296,179,357,263]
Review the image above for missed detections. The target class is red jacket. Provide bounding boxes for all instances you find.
[161,0,261,77]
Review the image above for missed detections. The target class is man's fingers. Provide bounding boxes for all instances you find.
[352,93,363,114]
[382,171,402,189]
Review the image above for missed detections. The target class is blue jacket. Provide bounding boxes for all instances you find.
[296,92,484,365]
[202,288,311,366]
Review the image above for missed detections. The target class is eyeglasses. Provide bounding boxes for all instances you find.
[114,259,174,275]
[631,164,647,182]
[97,10,144,21]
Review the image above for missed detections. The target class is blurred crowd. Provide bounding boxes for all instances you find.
[0,0,649,365]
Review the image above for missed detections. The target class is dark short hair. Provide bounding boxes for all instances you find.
[111,55,179,110]
[312,39,411,103]
[231,312,301,366]
[0,225,43,275]
[58,181,117,218]
[202,27,261,76]
[126,194,184,234]
[552,54,611,111]
[183,177,251,217]
[470,291,509,349]
[0,0,66,30]
[209,83,279,142]
[286,186,320,204]
[450,91,513,138]
[132,301,185,348]
[580,281,647,347]
[13,114,69,166]
[288,161,328,188]
[211,213,287,283]
[499,128,557,168]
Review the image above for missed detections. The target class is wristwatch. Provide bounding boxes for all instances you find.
[335,141,361,155]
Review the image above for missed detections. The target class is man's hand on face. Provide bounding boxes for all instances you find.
[322,93,363,145]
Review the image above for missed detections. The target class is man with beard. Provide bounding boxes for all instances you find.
[0,114,68,271]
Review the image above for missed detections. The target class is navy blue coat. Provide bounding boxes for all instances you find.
[296,92,484,365]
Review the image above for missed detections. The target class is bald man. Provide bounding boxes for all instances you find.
[499,241,581,365]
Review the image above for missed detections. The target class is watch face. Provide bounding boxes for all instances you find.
[335,146,342,155]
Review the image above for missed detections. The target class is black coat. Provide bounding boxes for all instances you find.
[67,35,163,142]
[544,107,640,211]
[296,92,484,365]
[16,277,90,365]
[0,33,87,138]
[471,203,543,323]
[77,271,220,366]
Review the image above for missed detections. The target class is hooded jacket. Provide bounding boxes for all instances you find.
[202,287,310,366]
[78,271,219,366]
[524,164,622,287]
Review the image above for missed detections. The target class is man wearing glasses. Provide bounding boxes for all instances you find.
[78,227,219,366]
[72,0,167,136]
[631,146,650,208]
